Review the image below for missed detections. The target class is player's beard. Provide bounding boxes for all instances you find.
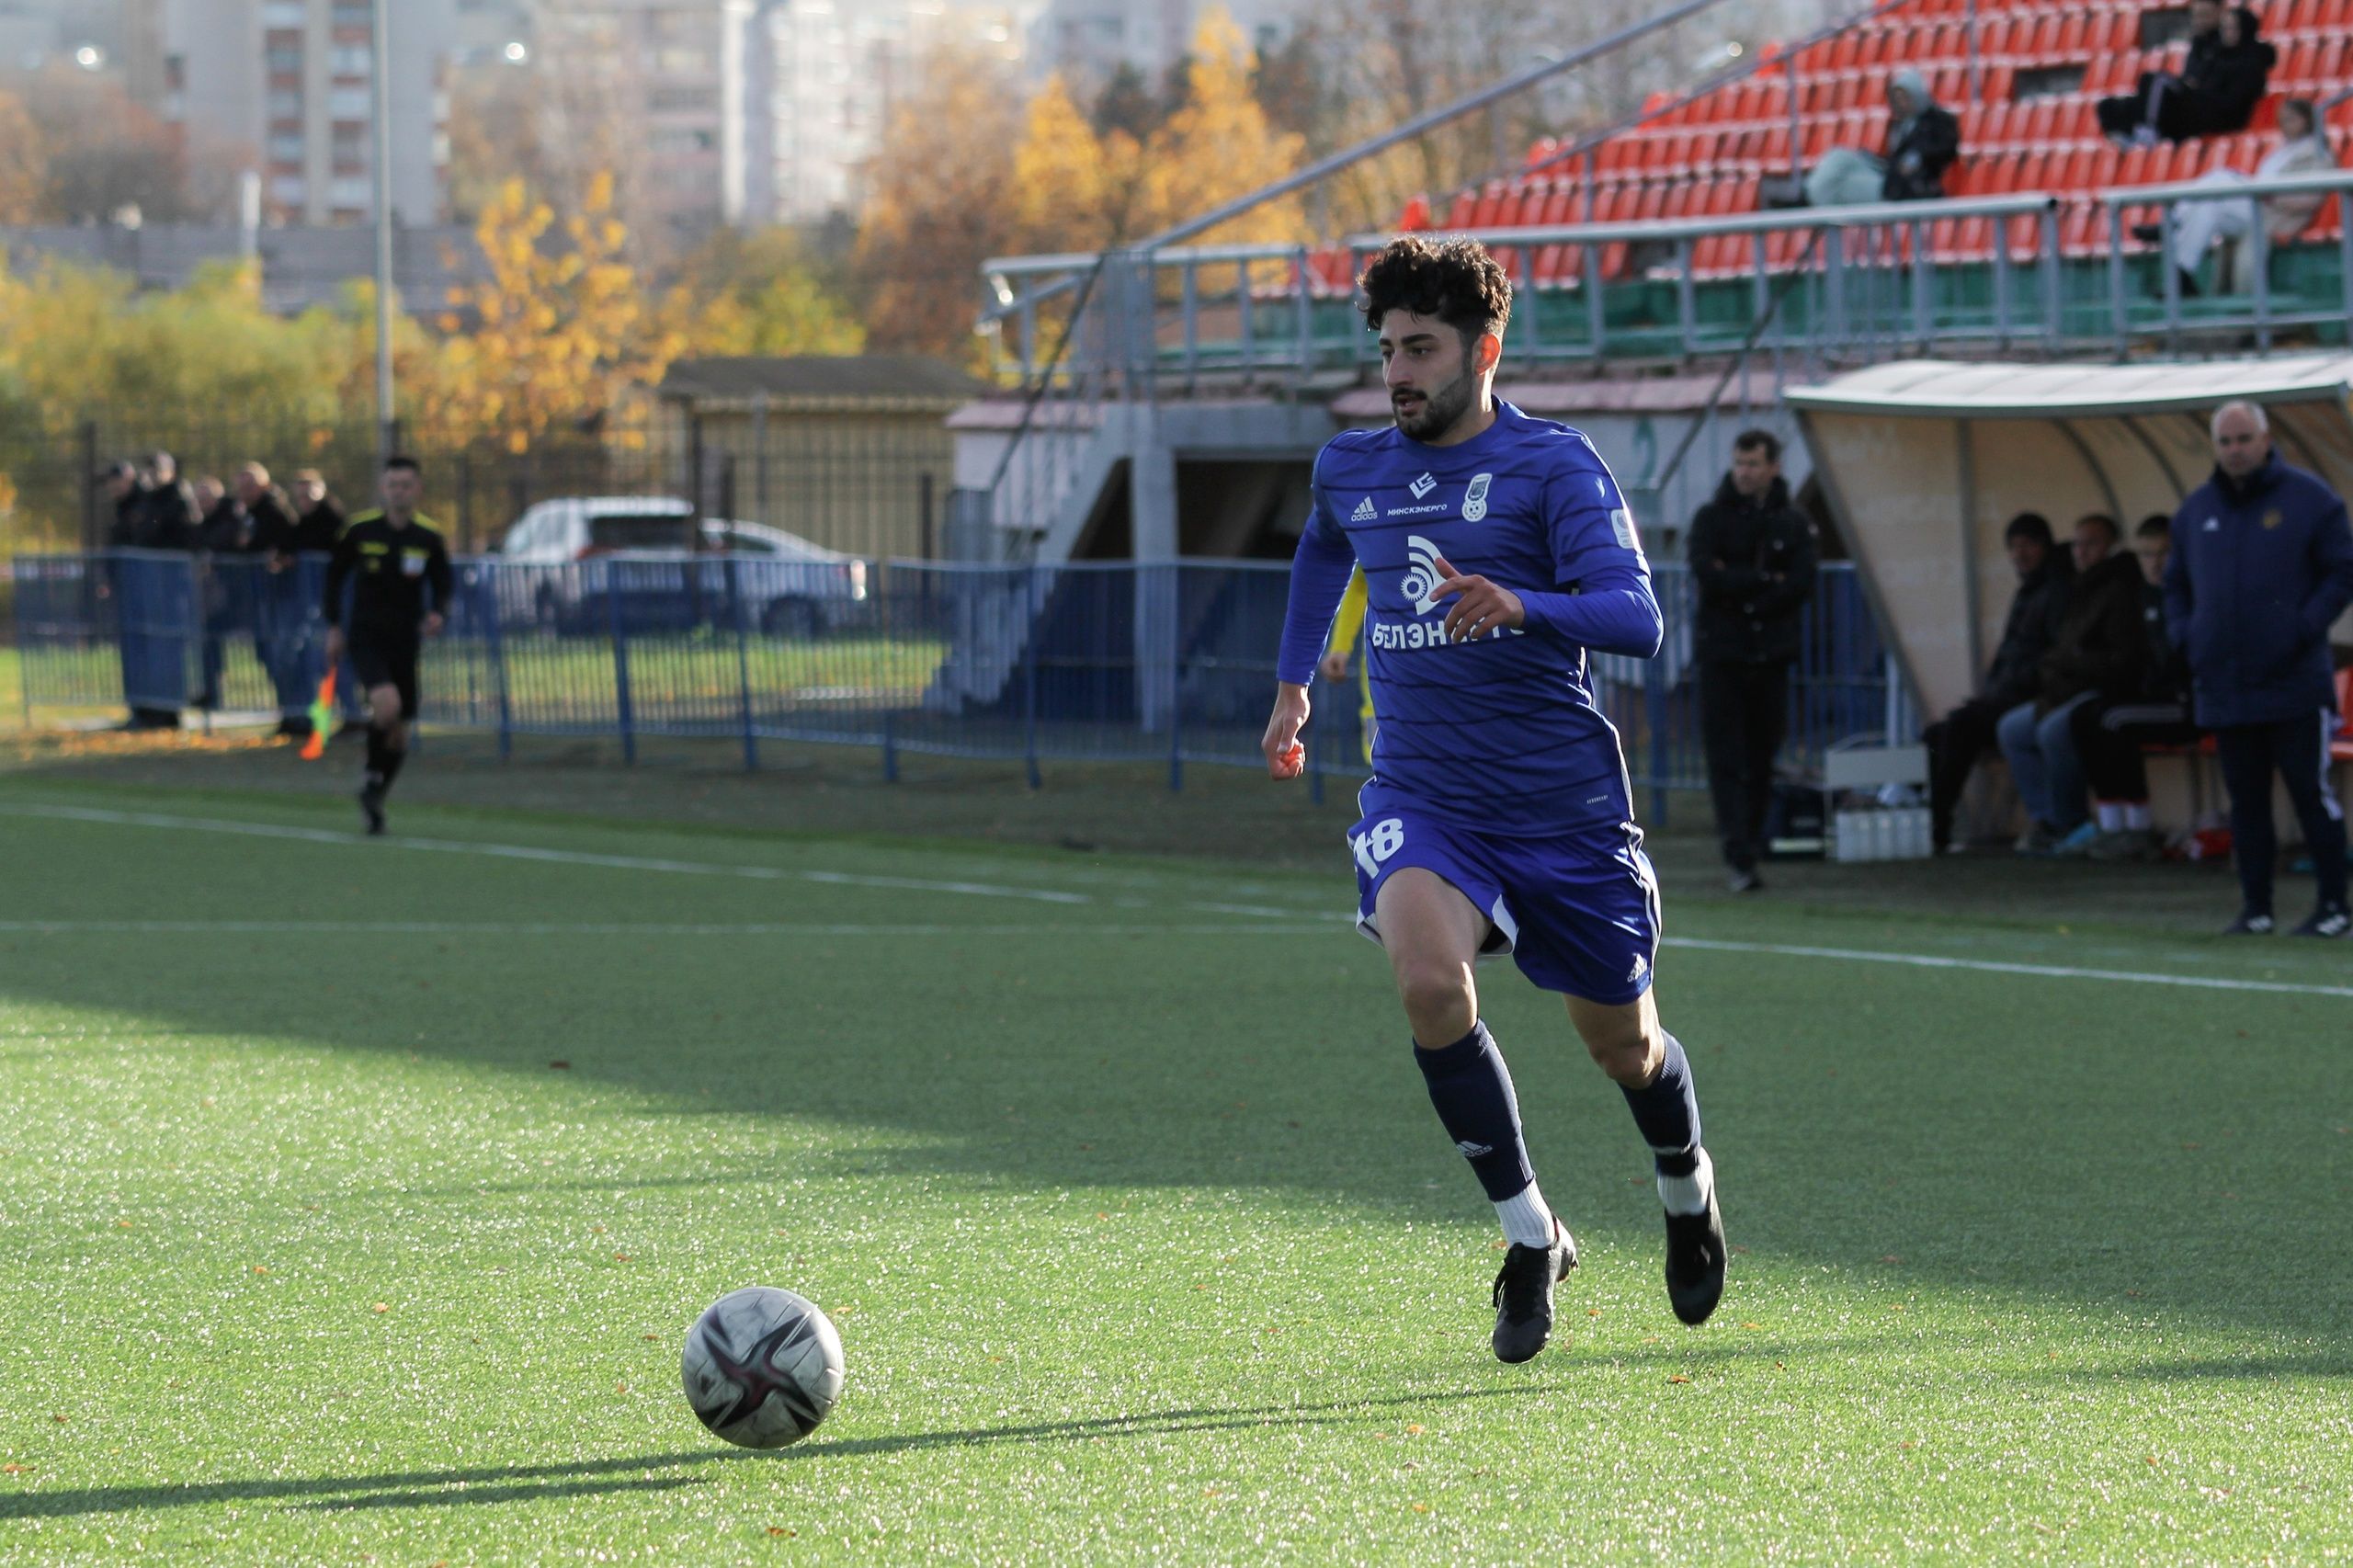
[1392,361,1477,442]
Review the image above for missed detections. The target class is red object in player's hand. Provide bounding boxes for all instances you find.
[1271,741,1305,779]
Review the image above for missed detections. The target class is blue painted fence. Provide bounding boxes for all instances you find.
[9,552,1908,822]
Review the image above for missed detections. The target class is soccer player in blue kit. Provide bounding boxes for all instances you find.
[1262,237,1724,1363]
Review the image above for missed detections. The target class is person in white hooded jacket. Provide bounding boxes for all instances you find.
[2141,97,2337,295]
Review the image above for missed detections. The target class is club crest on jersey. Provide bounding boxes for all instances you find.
[1408,472,1437,500]
[1399,535,1444,615]
[1350,495,1377,523]
[1462,472,1492,522]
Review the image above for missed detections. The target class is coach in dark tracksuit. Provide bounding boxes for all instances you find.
[2165,403,2353,937]
[1924,513,2074,852]
[1688,430,1817,891]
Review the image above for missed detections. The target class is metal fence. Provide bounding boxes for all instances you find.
[0,412,950,562]
[11,552,1906,823]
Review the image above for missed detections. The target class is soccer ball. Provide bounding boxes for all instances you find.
[680,1285,845,1449]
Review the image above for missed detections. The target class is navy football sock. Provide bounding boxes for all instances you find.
[1414,1020,1538,1203]
[363,728,389,786]
[1621,1031,1702,1177]
[378,742,405,791]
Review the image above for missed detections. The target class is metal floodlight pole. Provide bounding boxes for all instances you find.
[371,0,396,462]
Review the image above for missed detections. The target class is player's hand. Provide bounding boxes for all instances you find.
[1318,649,1350,683]
[422,612,446,639]
[1261,681,1311,780]
[1428,552,1525,642]
[322,628,343,666]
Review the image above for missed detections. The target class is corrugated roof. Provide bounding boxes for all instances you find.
[658,356,986,404]
[1785,356,2353,418]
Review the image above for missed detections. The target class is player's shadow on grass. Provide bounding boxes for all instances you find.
[4,1388,1561,1519]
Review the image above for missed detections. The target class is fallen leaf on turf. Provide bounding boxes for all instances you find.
[115,1220,131,1229]
[1586,1307,1601,1317]
[1411,1503,1430,1513]
[252,1266,268,1275]
[1740,1321,1763,1330]
[1667,1375,1690,1384]
[3,1463,28,1472]
[549,1061,571,1070]
[615,1382,629,1393]
[371,1302,390,1313]
[642,1334,660,1341]
[613,1253,631,1262]
[1406,1424,1424,1435]
[51,1415,66,1424]
[2182,1142,2201,1151]
[767,1527,794,1537]
[1880,1255,1904,1264]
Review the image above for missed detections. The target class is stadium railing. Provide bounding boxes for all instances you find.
[11,553,1909,824]
[2100,167,2353,356]
[982,169,2353,391]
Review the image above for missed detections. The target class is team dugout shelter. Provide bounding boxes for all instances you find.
[1786,355,2353,817]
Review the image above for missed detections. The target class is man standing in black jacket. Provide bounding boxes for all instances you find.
[1924,513,2074,853]
[1688,430,1819,892]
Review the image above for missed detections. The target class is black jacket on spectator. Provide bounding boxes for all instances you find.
[1882,105,1961,201]
[2171,11,2274,139]
[2036,550,2151,713]
[289,496,346,555]
[245,489,301,556]
[1981,553,2075,711]
[130,480,200,551]
[106,489,143,548]
[198,498,258,554]
[2137,580,2194,701]
[1687,474,1819,665]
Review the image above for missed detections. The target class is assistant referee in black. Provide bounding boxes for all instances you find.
[322,454,452,835]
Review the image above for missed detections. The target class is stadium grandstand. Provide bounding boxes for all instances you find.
[945,0,2353,812]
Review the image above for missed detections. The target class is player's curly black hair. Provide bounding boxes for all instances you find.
[1357,237,1513,347]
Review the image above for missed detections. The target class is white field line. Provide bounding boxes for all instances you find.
[7,801,2348,1000]
[1660,936,2353,1001]
[0,920,1332,937]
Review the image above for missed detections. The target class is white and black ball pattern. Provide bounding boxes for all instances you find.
[680,1285,845,1449]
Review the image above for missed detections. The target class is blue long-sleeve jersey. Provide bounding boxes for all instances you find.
[1277,400,1663,837]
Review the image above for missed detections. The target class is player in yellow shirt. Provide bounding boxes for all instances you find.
[1316,565,1379,764]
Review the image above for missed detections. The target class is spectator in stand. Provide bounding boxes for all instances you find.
[192,475,256,710]
[2069,516,2203,861]
[2133,97,2337,298]
[133,450,201,551]
[1998,515,2152,856]
[2099,2,2273,148]
[194,476,244,551]
[100,460,142,546]
[285,469,345,557]
[2165,401,2353,937]
[235,463,314,736]
[1797,68,1961,208]
[1688,429,1818,892]
[1924,512,2075,854]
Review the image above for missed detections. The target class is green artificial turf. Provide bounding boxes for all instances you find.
[1,781,2348,1562]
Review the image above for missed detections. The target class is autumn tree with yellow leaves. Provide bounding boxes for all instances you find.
[417,173,674,447]
[858,8,1309,361]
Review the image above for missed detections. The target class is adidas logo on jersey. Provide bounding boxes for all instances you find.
[1350,496,1377,522]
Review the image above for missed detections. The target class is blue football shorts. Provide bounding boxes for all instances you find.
[1347,807,1663,1005]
